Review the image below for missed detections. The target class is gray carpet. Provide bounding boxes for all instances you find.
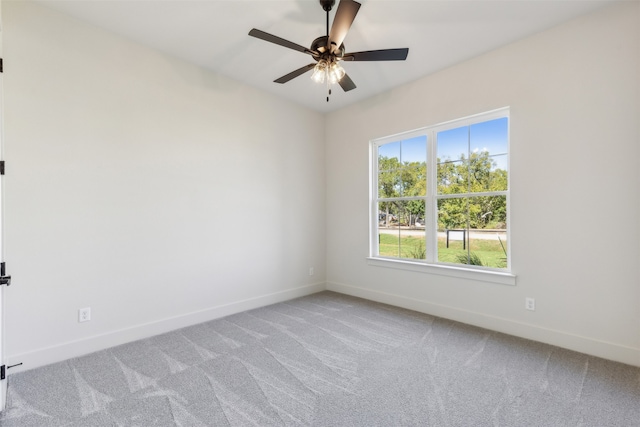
[1,291,639,426]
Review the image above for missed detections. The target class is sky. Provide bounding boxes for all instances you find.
[378,135,426,164]
[378,117,508,171]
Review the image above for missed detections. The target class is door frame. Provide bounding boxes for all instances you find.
[0,0,6,411]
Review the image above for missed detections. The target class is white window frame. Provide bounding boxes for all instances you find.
[368,108,515,286]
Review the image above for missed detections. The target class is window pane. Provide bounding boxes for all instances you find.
[468,228,508,269]
[401,135,427,164]
[469,118,508,193]
[378,201,399,257]
[491,154,508,175]
[404,199,426,230]
[437,159,466,194]
[400,164,427,197]
[487,154,508,191]
[378,169,402,198]
[437,195,507,268]
[437,197,468,264]
[397,201,426,260]
[437,127,469,195]
[468,150,499,192]
[437,127,468,163]
[378,201,426,260]
[468,195,507,230]
[378,141,400,170]
[469,196,507,268]
[401,135,427,197]
[437,197,468,231]
[400,227,426,260]
[378,231,400,258]
[470,118,508,157]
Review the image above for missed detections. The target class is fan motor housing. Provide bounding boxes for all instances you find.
[320,0,335,12]
[311,36,345,60]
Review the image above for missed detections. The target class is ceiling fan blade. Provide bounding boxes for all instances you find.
[249,29,314,55]
[343,48,409,62]
[338,73,357,92]
[328,0,361,53]
[274,64,316,84]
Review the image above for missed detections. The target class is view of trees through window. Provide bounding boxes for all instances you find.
[374,113,509,270]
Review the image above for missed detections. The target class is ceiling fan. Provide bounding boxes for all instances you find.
[248,0,409,101]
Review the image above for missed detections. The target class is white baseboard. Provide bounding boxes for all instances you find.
[7,282,326,374]
[327,281,640,367]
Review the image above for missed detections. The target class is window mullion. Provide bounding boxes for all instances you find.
[426,130,437,263]
[371,142,380,257]
[466,126,471,261]
[437,191,507,199]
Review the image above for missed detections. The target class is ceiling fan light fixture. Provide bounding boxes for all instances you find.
[328,61,346,84]
[311,59,328,83]
[311,59,345,85]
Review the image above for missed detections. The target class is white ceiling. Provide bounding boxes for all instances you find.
[37,0,616,113]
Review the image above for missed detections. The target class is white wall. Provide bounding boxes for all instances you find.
[3,1,326,370]
[326,2,640,366]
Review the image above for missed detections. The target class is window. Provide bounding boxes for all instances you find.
[370,108,511,281]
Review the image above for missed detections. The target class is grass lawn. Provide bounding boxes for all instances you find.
[378,233,507,269]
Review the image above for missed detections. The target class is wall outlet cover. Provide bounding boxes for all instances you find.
[78,307,91,322]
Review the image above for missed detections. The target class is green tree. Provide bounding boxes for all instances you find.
[378,156,426,226]
[378,156,401,226]
[437,151,507,230]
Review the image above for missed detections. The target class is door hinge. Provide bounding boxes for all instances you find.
[0,58,3,73]
[1,363,23,380]
[0,262,10,286]
[0,161,4,175]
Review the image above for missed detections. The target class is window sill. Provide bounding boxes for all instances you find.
[366,257,516,286]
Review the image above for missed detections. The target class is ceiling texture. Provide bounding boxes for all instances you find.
[37,0,616,113]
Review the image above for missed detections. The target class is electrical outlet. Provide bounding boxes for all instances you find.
[525,298,535,311]
[78,307,91,322]
[309,267,314,276]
